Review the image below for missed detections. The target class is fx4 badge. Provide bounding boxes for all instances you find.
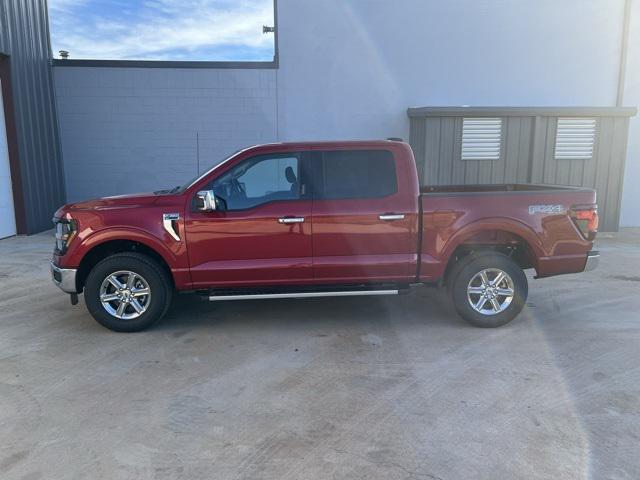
[528,204,564,215]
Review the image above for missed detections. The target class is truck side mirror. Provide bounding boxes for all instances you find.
[196,190,217,211]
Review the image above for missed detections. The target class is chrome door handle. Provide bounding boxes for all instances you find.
[379,214,405,221]
[278,217,305,224]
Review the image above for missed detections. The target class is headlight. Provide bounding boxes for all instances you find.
[53,217,78,254]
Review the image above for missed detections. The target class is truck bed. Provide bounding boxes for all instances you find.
[421,183,592,195]
[418,183,597,282]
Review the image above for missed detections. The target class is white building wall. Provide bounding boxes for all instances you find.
[277,0,639,226]
[620,1,640,227]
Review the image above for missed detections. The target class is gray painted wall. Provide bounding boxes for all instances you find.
[409,108,635,231]
[54,67,277,202]
[0,0,65,233]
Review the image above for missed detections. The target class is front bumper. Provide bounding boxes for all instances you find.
[51,261,78,293]
[584,250,600,272]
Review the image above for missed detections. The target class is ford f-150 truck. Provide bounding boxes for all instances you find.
[51,140,599,332]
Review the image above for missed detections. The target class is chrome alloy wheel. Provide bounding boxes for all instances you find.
[99,270,151,320]
[467,268,515,316]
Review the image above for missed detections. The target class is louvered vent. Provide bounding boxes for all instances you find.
[555,118,596,160]
[461,118,502,160]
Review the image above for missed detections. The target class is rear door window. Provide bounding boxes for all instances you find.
[317,150,397,200]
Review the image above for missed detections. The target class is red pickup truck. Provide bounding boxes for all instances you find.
[51,140,599,332]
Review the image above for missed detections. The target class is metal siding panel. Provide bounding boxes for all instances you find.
[0,0,65,233]
[517,117,533,182]
[477,160,492,184]
[17,1,42,226]
[542,118,558,184]
[437,117,455,185]
[593,117,614,230]
[530,117,547,183]
[31,0,54,215]
[409,106,637,118]
[610,117,631,231]
[424,117,441,185]
[568,156,585,187]
[503,117,520,182]
[491,117,507,183]
[581,122,600,188]
[464,158,478,185]
[407,109,629,230]
[602,117,628,231]
[409,117,426,185]
[451,117,465,184]
[555,147,572,185]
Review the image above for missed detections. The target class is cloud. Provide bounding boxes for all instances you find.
[48,0,274,60]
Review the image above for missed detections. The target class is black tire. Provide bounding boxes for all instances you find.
[450,252,528,328]
[84,253,173,332]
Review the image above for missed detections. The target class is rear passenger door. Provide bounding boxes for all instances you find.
[310,149,416,283]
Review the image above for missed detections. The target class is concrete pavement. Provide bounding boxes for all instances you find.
[1,230,639,479]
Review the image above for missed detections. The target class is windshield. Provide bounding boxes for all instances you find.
[154,149,242,195]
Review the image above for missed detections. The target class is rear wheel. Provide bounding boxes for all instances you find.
[450,252,528,328]
[84,253,172,332]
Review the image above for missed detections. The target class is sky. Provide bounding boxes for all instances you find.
[48,0,275,61]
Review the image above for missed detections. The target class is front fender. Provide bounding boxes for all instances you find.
[73,227,180,267]
[58,226,192,290]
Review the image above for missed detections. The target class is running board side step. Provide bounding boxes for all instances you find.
[209,289,399,301]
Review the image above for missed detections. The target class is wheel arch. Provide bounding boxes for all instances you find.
[440,218,543,284]
[75,235,175,292]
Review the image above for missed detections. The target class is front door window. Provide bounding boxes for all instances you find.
[208,154,300,210]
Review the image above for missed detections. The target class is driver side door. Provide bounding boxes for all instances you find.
[184,152,313,288]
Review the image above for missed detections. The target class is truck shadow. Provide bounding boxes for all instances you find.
[155,286,464,333]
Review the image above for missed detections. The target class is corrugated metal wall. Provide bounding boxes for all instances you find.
[408,107,636,231]
[0,0,65,234]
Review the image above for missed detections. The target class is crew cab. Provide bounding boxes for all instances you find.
[51,141,599,332]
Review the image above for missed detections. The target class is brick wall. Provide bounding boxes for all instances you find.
[54,67,277,202]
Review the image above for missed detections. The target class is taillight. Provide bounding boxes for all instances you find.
[570,205,598,241]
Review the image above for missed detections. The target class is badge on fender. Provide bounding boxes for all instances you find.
[528,204,564,215]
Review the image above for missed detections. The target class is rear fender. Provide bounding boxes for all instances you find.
[440,217,545,270]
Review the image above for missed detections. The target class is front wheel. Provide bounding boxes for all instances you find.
[450,252,528,328]
[84,253,173,332]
